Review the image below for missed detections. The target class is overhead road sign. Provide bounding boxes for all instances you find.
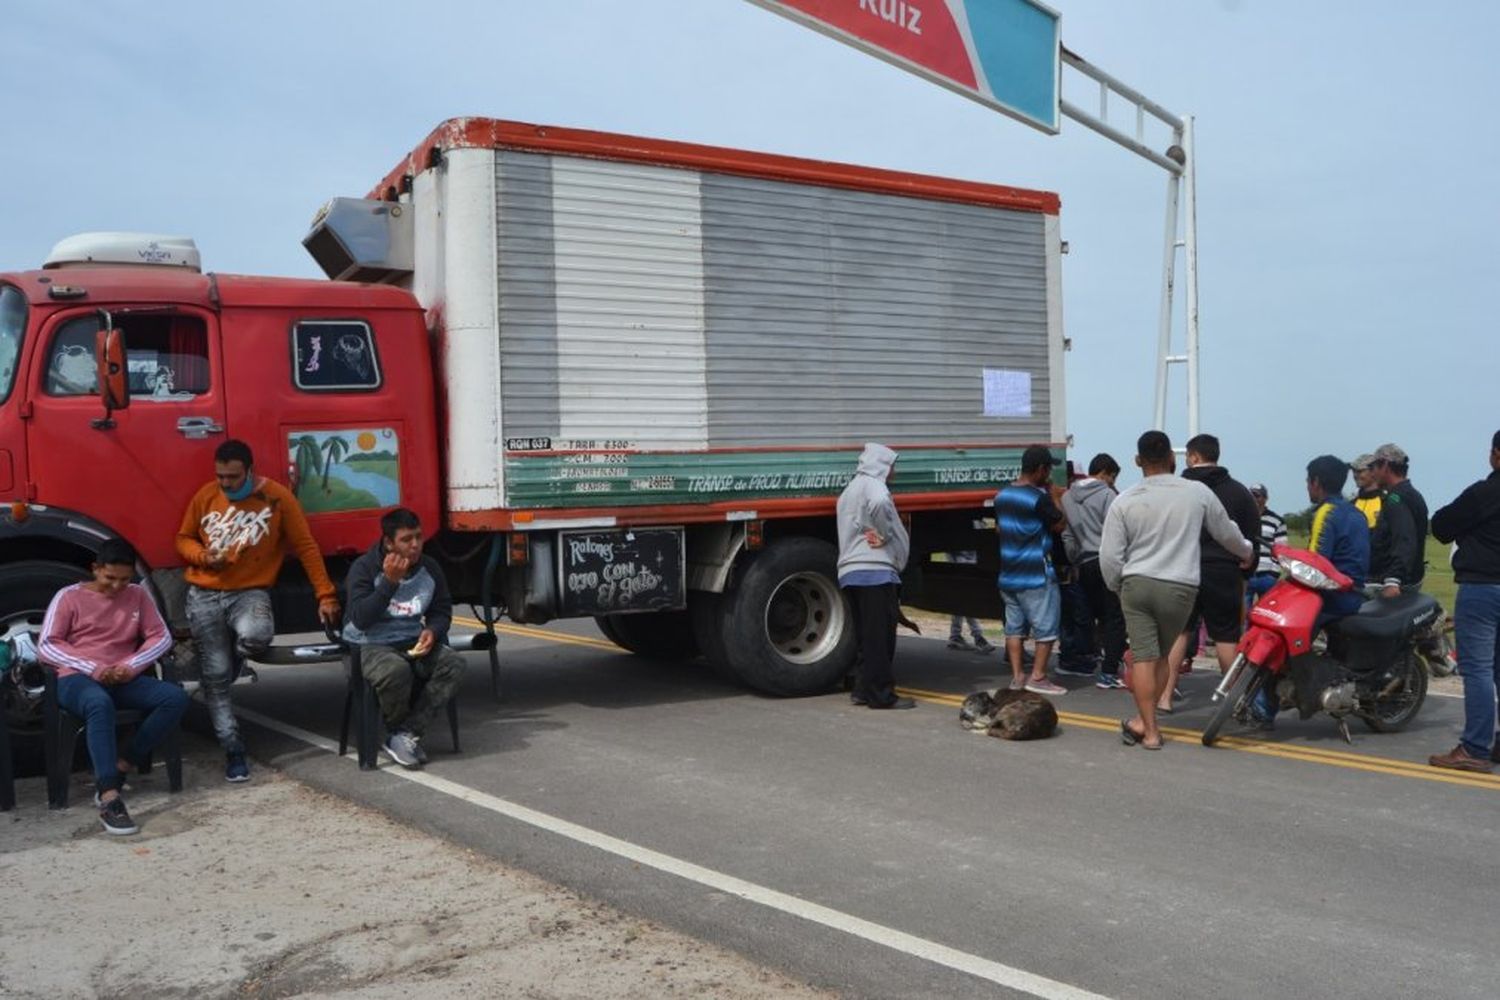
[748,0,1061,134]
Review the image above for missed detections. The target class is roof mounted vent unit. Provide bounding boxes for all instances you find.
[44,233,201,271]
[303,198,414,283]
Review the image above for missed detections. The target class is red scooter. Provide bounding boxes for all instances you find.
[1202,543,1438,746]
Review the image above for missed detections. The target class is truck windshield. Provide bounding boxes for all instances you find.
[0,285,24,404]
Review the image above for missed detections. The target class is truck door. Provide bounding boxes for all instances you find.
[23,306,226,568]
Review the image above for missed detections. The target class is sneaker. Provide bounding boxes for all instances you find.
[867,696,916,710]
[1054,659,1098,678]
[1096,674,1127,690]
[225,753,251,783]
[972,636,995,653]
[1428,745,1494,773]
[1025,678,1067,696]
[947,636,972,651]
[382,731,422,769]
[98,796,139,836]
[1007,677,1026,691]
[411,735,429,765]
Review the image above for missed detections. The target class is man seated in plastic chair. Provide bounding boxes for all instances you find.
[38,539,188,835]
[342,508,465,770]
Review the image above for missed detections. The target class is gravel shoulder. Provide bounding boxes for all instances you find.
[0,738,834,1000]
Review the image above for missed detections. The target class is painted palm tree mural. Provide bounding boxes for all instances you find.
[293,435,321,495]
[319,435,350,490]
[287,428,401,514]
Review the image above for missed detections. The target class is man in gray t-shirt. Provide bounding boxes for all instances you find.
[343,507,465,768]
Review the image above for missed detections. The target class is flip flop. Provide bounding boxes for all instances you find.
[1120,719,1145,746]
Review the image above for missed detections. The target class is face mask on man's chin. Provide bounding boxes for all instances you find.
[223,473,255,502]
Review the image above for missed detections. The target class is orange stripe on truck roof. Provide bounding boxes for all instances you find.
[370,117,1060,216]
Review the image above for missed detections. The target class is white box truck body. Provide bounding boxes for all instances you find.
[306,117,1068,694]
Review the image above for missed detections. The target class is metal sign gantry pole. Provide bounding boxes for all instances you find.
[1059,47,1199,437]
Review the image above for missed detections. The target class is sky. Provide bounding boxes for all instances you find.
[4,1,1496,513]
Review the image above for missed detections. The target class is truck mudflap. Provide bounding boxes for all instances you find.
[557,527,686,617]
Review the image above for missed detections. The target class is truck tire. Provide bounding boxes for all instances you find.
[594,614,626,648]
[0,561,89,774]
[593,610,699,661]
[716,538,854,696]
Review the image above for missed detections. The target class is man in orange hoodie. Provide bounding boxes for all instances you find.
[176,439,340,782]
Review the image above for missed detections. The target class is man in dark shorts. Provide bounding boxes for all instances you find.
[1162,434,1259,714]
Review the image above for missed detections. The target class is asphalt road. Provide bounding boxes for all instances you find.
[232,621,1500,1000]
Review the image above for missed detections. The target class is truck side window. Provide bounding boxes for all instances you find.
[0,285,24,404]
[45,314,210,399]
[292,320,382,391]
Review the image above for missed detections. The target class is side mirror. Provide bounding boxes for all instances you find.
[92,312,129,429]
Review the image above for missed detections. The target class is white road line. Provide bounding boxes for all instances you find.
[237,706,1114,1000]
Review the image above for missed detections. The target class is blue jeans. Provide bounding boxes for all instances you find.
[1454,583,1500,759]
[1246,572,1279,607]
[948,616,986,641]
[1001,582,1061,642]
[56,672,190,795]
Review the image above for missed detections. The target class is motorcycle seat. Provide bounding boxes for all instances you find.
[1338,592,1442,640]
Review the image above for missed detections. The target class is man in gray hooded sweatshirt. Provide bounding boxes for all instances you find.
[837,443,914,710]
[343,507,465,768]
[1062,453,1127,688]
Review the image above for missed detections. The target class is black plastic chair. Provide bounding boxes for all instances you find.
[43,657,183,809]
[334,631,493,770]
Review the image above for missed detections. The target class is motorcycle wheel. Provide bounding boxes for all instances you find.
[1202,658,1268,747]
[1361,649,1428,732]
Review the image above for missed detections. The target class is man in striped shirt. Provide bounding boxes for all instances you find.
[1247,483,1287,603]
[996,446,1068,696]
[38,539,188,835]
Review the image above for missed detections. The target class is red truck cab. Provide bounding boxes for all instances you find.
[0,234,439,635]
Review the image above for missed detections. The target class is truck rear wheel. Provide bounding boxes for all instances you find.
[716,538,854,696]
[593,610,699,661]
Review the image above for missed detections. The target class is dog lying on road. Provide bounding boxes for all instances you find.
[958,689,1058,741]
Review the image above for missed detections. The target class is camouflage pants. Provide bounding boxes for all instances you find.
[358,644,465,738]
[186,585,274,755]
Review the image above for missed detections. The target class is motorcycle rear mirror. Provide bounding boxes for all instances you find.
[92,310,129,428]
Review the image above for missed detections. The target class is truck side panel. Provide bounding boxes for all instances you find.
[700,170,1054,444]
[491,149,1055,451]
[476,149,1059,511]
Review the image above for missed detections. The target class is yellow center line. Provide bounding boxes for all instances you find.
[898,685,1500,791]
[444,628,1499,792]
[454,615,620,652]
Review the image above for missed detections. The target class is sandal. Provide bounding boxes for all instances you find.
[1122,719,1163,750]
